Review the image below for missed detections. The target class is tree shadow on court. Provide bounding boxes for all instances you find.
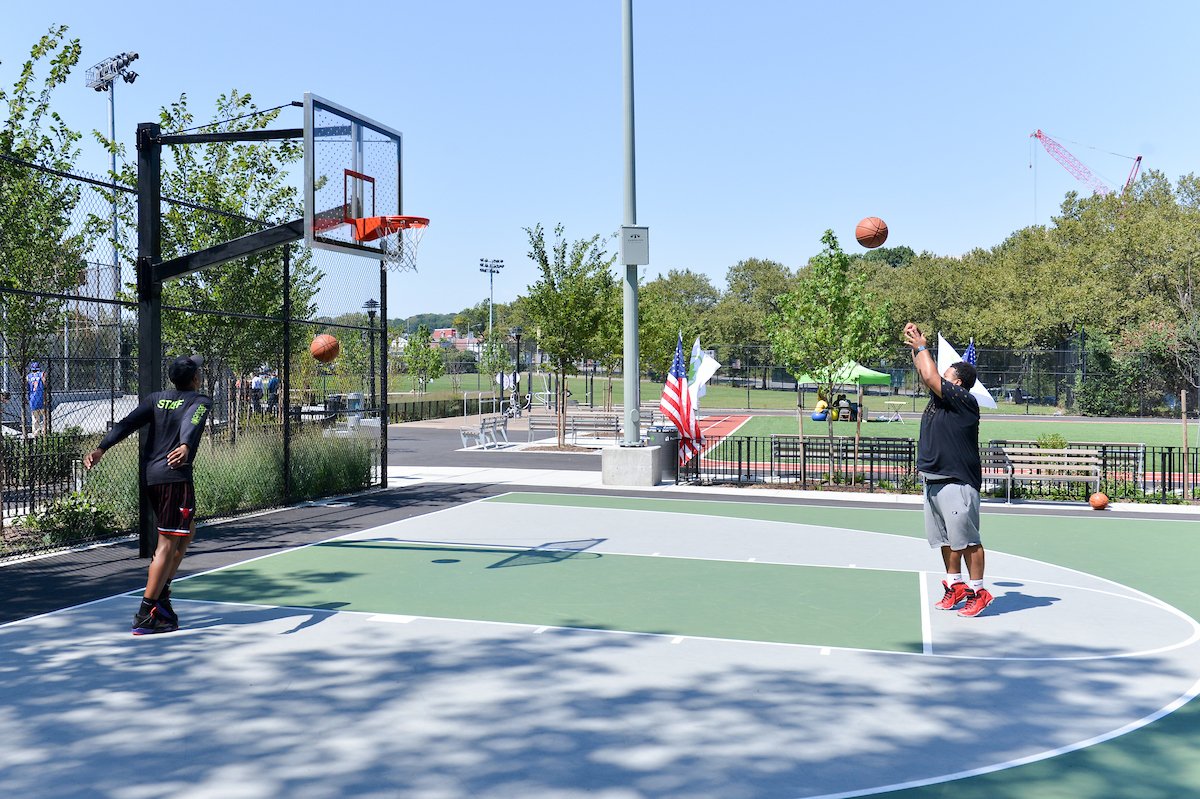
[3,598,1198,799]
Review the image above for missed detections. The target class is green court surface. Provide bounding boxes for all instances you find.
[175,541,922,652]
[8,489,1200,799]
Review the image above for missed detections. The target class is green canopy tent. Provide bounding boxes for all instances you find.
[795,362,894,451]
[795,361,891,386]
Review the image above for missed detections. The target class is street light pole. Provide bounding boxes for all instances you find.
[363,298,379,408]
[479,258,504,336]
[85,52,139,370]
[510,326,523,413]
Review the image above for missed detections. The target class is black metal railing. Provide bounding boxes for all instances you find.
[680,435,1200,504]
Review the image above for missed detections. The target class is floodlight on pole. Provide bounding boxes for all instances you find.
[479,258,504,335]
[85,51,140,361]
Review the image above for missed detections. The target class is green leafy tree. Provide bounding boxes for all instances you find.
[639,269,719,378]
[769,231,893,448]
[0,26,92,435]
[402,325,445,393]
[524,223,617,445]
[710,258,794,388]
[104,91,321,424]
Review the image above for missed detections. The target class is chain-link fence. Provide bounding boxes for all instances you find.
[1,154,385,560]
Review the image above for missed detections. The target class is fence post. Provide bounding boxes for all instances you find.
[282,246,292,505]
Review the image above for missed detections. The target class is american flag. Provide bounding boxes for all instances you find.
[660,333,702,464]
[963,339,977,366]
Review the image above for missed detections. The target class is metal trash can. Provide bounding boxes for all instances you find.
[646,425,679,482]
[346,392,364,429]
[325,393,345,413]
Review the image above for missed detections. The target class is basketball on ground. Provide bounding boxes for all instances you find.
[855,217,888,249]
[1089,492,1109,510]
[310,334,340,363]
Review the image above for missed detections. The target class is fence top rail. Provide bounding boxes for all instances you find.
[989,439,1146,451]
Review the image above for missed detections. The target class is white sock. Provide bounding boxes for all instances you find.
[946,573,964,586]
[968,579,984,592]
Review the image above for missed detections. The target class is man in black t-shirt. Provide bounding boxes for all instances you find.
[904,323,994,618]
[84,355,213,635]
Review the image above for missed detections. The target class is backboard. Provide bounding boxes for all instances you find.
[303,93,404,259]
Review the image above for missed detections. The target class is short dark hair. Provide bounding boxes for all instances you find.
[950,361,977,390]
[168,355,203,389]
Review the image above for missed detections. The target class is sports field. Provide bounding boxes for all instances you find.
[4,489,1200,798]
[733,413,1194,448]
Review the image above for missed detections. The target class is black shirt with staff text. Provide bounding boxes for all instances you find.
[97,389,212,485]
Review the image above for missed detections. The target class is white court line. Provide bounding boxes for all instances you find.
[797,674,1200,799]
[0,492,506,632]
[919,572,933,656]
[489,489,1200,525]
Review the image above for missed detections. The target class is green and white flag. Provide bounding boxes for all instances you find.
[687,337,720,408]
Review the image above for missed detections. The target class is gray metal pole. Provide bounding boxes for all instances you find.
[621,0,641,447]
[109,83,123,362]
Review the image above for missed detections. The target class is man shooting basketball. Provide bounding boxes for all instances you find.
[84,355,213,635]
[903,323,993,618]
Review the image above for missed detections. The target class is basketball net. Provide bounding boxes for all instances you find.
[350,215,429,273]
[382,224,426,273]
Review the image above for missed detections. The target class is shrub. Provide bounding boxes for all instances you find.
[1036,432,1069,450]
[18,493,117,547]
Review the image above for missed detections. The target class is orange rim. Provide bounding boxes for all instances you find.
[352,215,430,242]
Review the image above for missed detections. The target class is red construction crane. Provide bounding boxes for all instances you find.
[1030,129,1142,195]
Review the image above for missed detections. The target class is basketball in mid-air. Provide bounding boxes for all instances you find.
[855,216,889,249]
[310,334,341,363]
[1088,492,1109,510]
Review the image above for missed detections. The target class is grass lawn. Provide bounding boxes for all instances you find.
[389,374,1064,415]
[726,413,1196,448]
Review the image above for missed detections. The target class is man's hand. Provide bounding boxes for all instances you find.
[83,449,105,470]
[167,443,189,469]
[903,323,927,351]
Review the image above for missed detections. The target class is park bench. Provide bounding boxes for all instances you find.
[990,446,1102,503]
[988,440,1144,485]
[527,413,621,443]
[459,415,509,449]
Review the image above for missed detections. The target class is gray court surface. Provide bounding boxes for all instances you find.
[2,495,1198,799]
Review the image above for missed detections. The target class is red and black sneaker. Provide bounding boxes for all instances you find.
[132,606,177,636]
[958,588,995,618]
[935,580,970,610]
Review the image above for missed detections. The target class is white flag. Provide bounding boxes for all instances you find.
[688,338,720,408]
[936,333,997,409]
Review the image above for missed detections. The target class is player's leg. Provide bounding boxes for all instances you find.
[946,484,992,617]
[928,484,969,609]
[132,533,180,634]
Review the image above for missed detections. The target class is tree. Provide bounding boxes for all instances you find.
[769,231,893,455]
[401,325,445,393]
[524,223,617,445]
[638,269,719,377]
[0,26,92,435]
[477,328,513,397]
[104,91,321,426]
[711,258,794,388]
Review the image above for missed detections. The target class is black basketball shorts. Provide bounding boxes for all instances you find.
[149,482,197,536]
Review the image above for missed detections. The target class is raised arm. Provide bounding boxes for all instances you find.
[903,323,943,398]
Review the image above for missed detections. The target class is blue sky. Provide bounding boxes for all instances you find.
[4,1,1196,319]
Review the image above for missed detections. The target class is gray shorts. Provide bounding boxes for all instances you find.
[924,481,981,550]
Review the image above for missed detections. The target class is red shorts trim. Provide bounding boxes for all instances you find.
[149,482,197,536]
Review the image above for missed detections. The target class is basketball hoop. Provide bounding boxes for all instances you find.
[351,215,429,273]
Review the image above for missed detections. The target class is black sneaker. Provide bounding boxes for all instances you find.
[132,607,177,636]
[156,590,179,628]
